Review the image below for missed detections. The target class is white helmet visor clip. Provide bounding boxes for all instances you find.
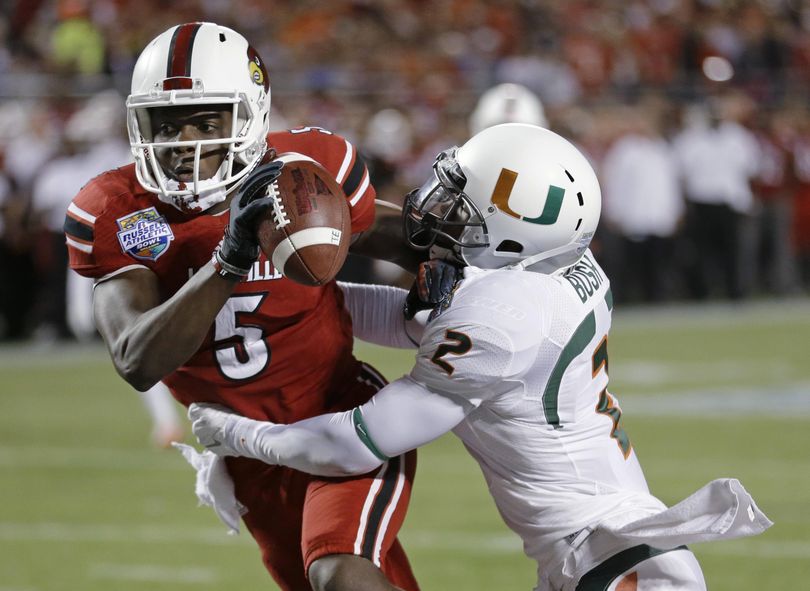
[404,147,488,252]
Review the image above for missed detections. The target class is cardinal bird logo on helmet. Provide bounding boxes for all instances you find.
[247,46,269,90]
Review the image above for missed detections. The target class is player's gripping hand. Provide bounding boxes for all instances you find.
[214,161,284,279]
[404,259,462,320]
[188,402,243,457]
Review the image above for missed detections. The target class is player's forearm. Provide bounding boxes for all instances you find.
[338,282,421,348]
[191,378,466,476]
[225,377,467,474]
[103,263,236,391]
[350,200,425,273]
[225,412,384,477]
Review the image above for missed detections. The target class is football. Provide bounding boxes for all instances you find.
[256,152,351,286]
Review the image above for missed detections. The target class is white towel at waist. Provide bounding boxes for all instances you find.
[558,478,772,590]
[173,443,247,535]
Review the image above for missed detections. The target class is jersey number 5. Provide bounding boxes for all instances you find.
[213,294,270,380]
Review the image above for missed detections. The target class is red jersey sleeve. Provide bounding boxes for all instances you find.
[64,170,147,280]
[269,128,376,234]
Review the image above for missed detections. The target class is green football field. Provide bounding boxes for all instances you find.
[2,298,809,590]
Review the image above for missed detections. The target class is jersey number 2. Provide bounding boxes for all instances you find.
[431,330,472,376]
[213,294,270,380]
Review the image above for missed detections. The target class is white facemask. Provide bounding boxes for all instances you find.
[162,169,229,213]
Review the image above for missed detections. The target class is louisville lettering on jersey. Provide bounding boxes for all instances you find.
[246,259,283,282]
[186,259,284,282]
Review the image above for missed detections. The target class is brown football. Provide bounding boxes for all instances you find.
[256,152,351,286]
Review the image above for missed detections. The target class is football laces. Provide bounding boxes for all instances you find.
[266,180,291,229]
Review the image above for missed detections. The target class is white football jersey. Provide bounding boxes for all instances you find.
[410,250,666,573]
[203,250,769,591]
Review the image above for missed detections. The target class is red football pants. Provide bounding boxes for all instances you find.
[226,450,419,591]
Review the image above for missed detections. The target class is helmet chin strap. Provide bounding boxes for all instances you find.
[507,242,583,273]
[159,146,266,214]
[161,161,230,213]
[430,244,465,265]
[164,179,228,213]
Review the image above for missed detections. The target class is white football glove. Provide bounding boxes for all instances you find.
[188,402,242,457]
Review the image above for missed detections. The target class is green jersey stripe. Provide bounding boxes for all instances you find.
[576,544,687,590]
[543,310,596,427]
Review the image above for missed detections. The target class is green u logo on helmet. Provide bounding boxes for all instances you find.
[491,168,565,225]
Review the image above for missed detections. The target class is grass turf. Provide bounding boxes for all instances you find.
[1,298,808,589]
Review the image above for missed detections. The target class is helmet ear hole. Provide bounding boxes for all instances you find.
[495,239,523,254]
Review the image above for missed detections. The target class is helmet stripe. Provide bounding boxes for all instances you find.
[166,22,202,79]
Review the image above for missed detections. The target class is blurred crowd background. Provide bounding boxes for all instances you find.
[2,0,810,343]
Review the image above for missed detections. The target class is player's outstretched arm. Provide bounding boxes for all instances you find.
[338,260,462,349]
[94,163,283,392]
[349,200,426,274]
[189,376,467,476]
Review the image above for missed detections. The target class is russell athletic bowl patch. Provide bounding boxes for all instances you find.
[116,207,174,261]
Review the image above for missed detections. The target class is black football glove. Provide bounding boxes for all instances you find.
[403,259,463,320]
[214,161,284,279]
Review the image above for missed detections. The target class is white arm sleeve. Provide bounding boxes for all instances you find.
[337,281,423,348]
[356,375,468,457]
[226,410,382,477]
[224,376,467,477]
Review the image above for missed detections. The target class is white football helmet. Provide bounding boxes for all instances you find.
[404,123,601,274]
[468,83,547,135]
[127,22,271,212]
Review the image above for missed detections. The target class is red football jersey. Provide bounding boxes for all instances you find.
[65,128,377,423]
